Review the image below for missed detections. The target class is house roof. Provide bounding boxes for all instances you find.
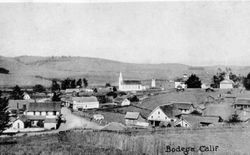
[26,115,46,120]
[171,102,193,110]
[44,118,57,123]
[123,80,141,85]
[72,96,98,103]
[235,98,250,105]
[180,114,220,127]
[125,112,140,120]
[220,79,234,84]
[203,103,234,120]
[159,104,181,118]
[27,102,61,112]
[8,99,34,110]
[114,97,128,103]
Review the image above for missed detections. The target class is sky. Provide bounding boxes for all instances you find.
[1,1,250,66]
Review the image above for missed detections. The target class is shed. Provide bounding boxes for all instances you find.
[44,118,57,130]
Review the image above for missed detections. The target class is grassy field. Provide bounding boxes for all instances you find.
[1,126,250,155]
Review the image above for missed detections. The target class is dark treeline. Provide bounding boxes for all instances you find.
[60,78,88,90]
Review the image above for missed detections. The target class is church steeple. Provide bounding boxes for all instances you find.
[119,72,123,84]
[119,72,123,90]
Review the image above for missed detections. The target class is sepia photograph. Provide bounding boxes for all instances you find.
[1,0,250,154]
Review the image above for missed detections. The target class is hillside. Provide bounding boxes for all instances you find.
[0,55,248,87]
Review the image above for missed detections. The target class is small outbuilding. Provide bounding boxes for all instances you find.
[220,74,234,89]
[44,118,57,130]
[125,112,149,127]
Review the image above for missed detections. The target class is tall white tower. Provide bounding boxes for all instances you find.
[119,72,123,90]
[151,79,156,88]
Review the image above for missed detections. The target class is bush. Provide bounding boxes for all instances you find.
[0,68,9,74]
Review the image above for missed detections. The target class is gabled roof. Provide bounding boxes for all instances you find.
[72,96,98,103]
[125,112,140,120]
[220,79,234,84]
[123,80,141,85]
[27,102,61,112]
[180,114,220,127]
[44,118,57,123]
[235,98,250,105]
[171,102,193,110]
[203,103,233,120]
[8,99,34,110]
[26,115,46,120]
[159,104,181,118]
[114,97,129,103]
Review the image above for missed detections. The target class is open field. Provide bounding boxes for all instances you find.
[1,126,250,155]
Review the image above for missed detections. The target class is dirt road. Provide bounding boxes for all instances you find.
[59,107,103,131]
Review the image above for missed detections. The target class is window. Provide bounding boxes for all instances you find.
[158,111,160,114]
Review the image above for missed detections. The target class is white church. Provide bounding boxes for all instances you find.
[118,72,145,91]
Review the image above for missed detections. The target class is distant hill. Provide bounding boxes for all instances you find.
[0,55,249,87]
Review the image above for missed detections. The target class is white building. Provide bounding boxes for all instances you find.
[151,79,156,88]
[44,118,57,130]
[114,97,131,106]
[220,74,234,89]
[24,102,61,127]
[118,72,145,91]
[72,96,99,110]
[23,92,31,100]
[10,117,25,130]
[24,102,61,118]
[147,104,179,126]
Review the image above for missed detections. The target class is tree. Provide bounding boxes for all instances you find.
[33,84,46,93]
[0,97,10,135]
[52,92,61,101]
[105,83,111,87]
[61,78,71,90]
[51,80,60,92]
[0,67,9,74]
[83,78,88,88]
[113,86,117,92]
[229,112,241,123]
[11,85,23,99]
[93,88,98,93]
[70,79,76,88]
[243,73,250,90]
[76,79,82,88]
[211,71,226,88]
[185,74,202,88]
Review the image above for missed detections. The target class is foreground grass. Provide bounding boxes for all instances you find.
[1,126,250,155]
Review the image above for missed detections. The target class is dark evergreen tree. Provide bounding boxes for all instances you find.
[243,73,250,90]
[0,97,10,135]
[52,92,61,101]
[11,85,23,99]
[70,79,76,88]
[76,79,82,88]
[113,86,117,92]
[93,88,98,93]
[64,78,71,89]
[105,83,111,87]
[83,78,88,88]
[185,74,202,88]
[51,80,60,92]
[33,84,46,93]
